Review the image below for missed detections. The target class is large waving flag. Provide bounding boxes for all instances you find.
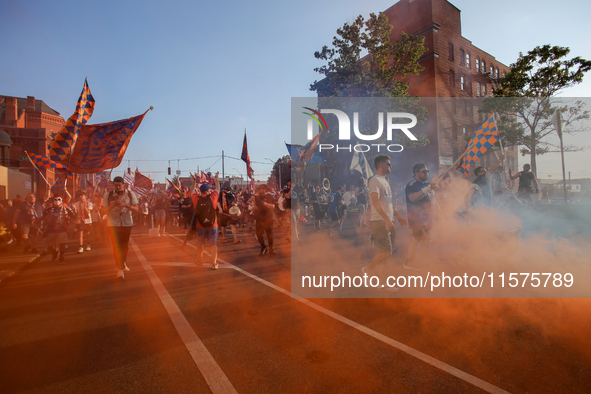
[49,79,95,163]
[26,152,72,178]
[457,113,499,177]
[67,110,148,173]
[98,175,115,193]
[134,170,153,191]
[350,150,374,179]
[286,143,325,163]
[241,130,254,180]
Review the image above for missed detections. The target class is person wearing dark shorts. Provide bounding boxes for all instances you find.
[191,173,220,269]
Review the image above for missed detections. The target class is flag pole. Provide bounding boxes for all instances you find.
[24,151,51,186]
[435,142,476,183]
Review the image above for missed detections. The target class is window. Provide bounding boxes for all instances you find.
[451,98,457,114]
[449,69,455,87]
[476,82,481,96]
[495,67,499,79]
[460,75,465,91]
[460,49,465,66]
[489,65,494,76]
[481,60,486,74]
[482,84,487,96]
[448,43,454,61]
[466,53,470,69]
[452,122,458,140]
[462,126,467,139]
[475,58,480,73]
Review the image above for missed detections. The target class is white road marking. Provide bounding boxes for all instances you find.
[130,239,238,394]
[171,235,511,394]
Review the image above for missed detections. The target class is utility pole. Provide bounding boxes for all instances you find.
[222,150,225,185]
[552,110,567,204]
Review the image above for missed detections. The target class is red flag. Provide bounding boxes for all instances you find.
[241,130,254,180]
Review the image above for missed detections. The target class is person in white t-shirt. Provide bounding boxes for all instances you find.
[362,155,407,278]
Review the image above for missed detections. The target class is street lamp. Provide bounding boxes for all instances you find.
[265,158,281,189]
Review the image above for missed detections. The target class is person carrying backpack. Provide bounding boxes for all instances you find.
[190,172,220,269]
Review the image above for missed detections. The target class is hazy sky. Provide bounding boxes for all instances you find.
[2,0,590,182]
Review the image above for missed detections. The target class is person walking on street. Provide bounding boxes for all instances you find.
[102,176,139,279]
[73,190,93,253]
[191,173,220,269]
[362,155,407,277]
[404,163,438,269]
[43,194,76,263]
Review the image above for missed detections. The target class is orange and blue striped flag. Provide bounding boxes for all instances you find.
[26,152,72,177]
[457,113,499,177]
[49,79,95,163]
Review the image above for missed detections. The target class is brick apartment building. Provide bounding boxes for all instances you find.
[0,95,74,198]
[383,0,518,177]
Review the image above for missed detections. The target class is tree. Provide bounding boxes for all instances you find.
[267,155,291,188]
[309,12,430,166]
[484,45,591,175]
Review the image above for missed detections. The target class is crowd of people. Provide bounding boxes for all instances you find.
[0,156,540,281]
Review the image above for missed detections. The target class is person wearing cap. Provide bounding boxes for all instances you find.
[190,172,220,269]
[102,176,139,279]
[404,163,438,269]
[43,193,76,263]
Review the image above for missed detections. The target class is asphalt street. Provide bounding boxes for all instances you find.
[0,220,590,393]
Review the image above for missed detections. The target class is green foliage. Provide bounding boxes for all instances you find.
[310,12,430,156]
[310,13,426,97]
[482,45,590,174]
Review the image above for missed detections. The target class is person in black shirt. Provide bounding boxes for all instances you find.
[509,164,539,204]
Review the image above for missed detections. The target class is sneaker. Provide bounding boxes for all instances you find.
[51,250,59,262]
[86,245,91,251]
[77,246,84,254]
[222,238,228,243]
[59,255,66,264]
[213,263,219,270]
[234,239,242,244]
[116,270,125,279]
[259,247,268,256]
[269,248,276,255]
[123,263,130,272]
[403,261,422,270]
